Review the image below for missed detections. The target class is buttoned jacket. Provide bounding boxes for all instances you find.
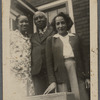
[46,33,88,84]
[31,25,55,76]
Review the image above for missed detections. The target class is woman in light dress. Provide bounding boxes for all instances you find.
[9,15,35,100]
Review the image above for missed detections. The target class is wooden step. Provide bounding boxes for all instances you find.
[26,92,75,100]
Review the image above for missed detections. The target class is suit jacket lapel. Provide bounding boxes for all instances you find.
[53,37,63,60]
[36,32,41,43]
[52,37,64,71]
[40,26,53,42]
[33,32,41,44]
[54,37,63,53]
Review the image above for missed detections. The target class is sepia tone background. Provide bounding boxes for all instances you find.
[2,0,98,100]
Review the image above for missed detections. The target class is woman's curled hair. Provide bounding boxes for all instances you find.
[51,12,73,32]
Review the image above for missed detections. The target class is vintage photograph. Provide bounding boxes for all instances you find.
[2,0,98,100]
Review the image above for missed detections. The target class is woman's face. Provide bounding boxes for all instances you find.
[17,16,29,33]
[55,16,67,35]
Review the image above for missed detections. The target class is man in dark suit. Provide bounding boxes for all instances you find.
[31,11,54,95]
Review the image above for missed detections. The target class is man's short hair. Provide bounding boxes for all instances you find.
[33,11,47,19]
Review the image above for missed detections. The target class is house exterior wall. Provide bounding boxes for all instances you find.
[72,0,90,66]
[26,0,57,7]
[72,0,90,46]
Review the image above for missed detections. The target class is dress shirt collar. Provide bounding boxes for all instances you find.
[53,32,75,38]
[38,26,47,34]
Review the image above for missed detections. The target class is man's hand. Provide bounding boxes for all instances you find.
[85,79,90,89]
[44,82,57,94]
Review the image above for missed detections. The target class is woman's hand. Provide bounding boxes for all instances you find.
[85,79,90,89]
[44,82,57,94]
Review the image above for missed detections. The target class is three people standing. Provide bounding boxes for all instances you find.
[10,11,90,100]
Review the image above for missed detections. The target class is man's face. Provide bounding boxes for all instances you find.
[34,12,47,29]
[18,16,29,33]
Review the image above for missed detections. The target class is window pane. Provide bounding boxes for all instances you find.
[48,10,57,23]
[58,7,67,14]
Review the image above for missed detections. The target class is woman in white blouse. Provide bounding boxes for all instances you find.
[44,12,89,100]
[9,15,34,99]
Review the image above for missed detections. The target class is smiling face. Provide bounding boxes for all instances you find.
[55,16,67,35]
[34,12,47,30]
[17,16,29,33]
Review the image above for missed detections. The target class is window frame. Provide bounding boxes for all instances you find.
[36,0,76,33]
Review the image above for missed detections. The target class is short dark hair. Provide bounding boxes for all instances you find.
[51,12,73,32]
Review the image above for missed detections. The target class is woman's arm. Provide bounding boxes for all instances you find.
[46,36,56,84]
[44,37,57,94]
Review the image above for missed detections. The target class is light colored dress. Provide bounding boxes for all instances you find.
[9,30,35,99]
